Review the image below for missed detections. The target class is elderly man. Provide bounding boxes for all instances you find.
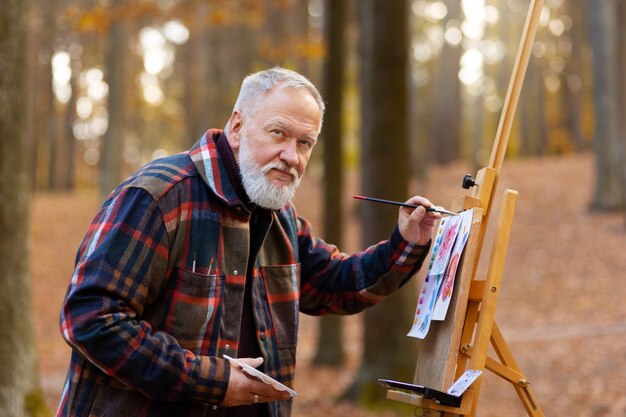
[58,67,439,417]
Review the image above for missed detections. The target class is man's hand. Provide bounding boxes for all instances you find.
[397,196,441,246]
[222,357,292,407]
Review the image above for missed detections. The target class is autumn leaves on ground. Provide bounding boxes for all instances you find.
[32,153,626,417]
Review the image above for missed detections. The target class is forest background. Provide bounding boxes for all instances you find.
[1,0,626,416]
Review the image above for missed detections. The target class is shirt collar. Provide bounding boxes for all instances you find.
[215,131,257,211]
[189,129,257,212]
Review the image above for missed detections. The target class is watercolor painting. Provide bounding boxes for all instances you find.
[408,211,470,339]
[432,209,473,321]
[431,215,462,275]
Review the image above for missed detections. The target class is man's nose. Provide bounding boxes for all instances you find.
[280,140,299,167]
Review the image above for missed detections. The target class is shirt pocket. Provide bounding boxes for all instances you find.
[164,267,224,355]
[261,263,300,349]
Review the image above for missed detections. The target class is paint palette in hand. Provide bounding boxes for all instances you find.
[223,354,297,397]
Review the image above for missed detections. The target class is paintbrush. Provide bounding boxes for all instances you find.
[353,195,458,216]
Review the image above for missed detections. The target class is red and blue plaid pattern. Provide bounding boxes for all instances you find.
[58,130,430,417]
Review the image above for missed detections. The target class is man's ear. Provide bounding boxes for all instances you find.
[226,111,244,151]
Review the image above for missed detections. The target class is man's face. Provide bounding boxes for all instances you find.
[228,86,321,209]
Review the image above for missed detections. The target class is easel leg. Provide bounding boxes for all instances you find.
[490,323,545,417]
[467,190,518,416]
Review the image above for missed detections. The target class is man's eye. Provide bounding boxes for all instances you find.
[271,129,283,136]
[299,140,313,149]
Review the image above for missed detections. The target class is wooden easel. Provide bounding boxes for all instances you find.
[386,1,546,416]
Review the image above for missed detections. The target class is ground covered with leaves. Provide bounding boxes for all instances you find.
[32,152,626,416]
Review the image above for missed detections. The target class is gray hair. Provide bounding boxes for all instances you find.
[225,67,325,132]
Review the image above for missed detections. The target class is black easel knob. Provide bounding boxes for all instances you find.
[462,174,476,189]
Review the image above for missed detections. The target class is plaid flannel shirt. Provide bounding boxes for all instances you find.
[58,130,430,417]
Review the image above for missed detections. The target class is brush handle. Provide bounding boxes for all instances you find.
[353,195,457,215]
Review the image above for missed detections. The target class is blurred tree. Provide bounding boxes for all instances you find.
[562,0,589,152]
[0,0,50,415]
[25,1,43,190]
[588,0,625,210]
[62,32,81,190]
[289,0,313,76]
[207,10,233,128]
[182,0,262,146]
[488,0,516,165]
[219,1,258,125]
[99,0,127,200]
[347,0,416,409]
[42,0,60,191]
[621,1,626,160]
[259,0,322,82]
[618,0,626,217]
[234,0,259,76]
[407,3,433,179]
[519,54,548,156]
[44,9,80,192]
[261,0,289,67]
[215,3,256,126]
[430,0,462,163]
[467,89,485,170]
[507,1,548,157]
[313,0,348,367]
[182,1,212,146]
[494,0,512,111]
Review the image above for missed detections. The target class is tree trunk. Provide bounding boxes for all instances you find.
[619,0,626,224]
[32,0,58,191]
[468,92,485,172]
[43,0,60,191]
[0,1,49,415]
[313,0,347,367]
[63,38,79,191]
[519,56,547,156]
[430,0,462,164]
[561,0,589,152]
[289,0,312,76]
[46,86,59,190]
[408,4,433,180]
[206,21,225,130]
[100,0,127,200]
[182,2,210,146]
[214,15,246,125]
[347,0,416,409]
[262,0,288,66]
[588,0,625,210]
[235,0,257,77]
[25,4,42,190]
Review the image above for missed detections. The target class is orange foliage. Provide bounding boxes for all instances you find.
[275,0,296,10]
[64,2,161,33]
[62,0,248,33]
[207,8,232,26]
[239,0,266,28]
[295,39,325,60]
[259,38,325,62]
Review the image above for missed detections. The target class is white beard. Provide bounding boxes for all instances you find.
[238,131,302,210]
